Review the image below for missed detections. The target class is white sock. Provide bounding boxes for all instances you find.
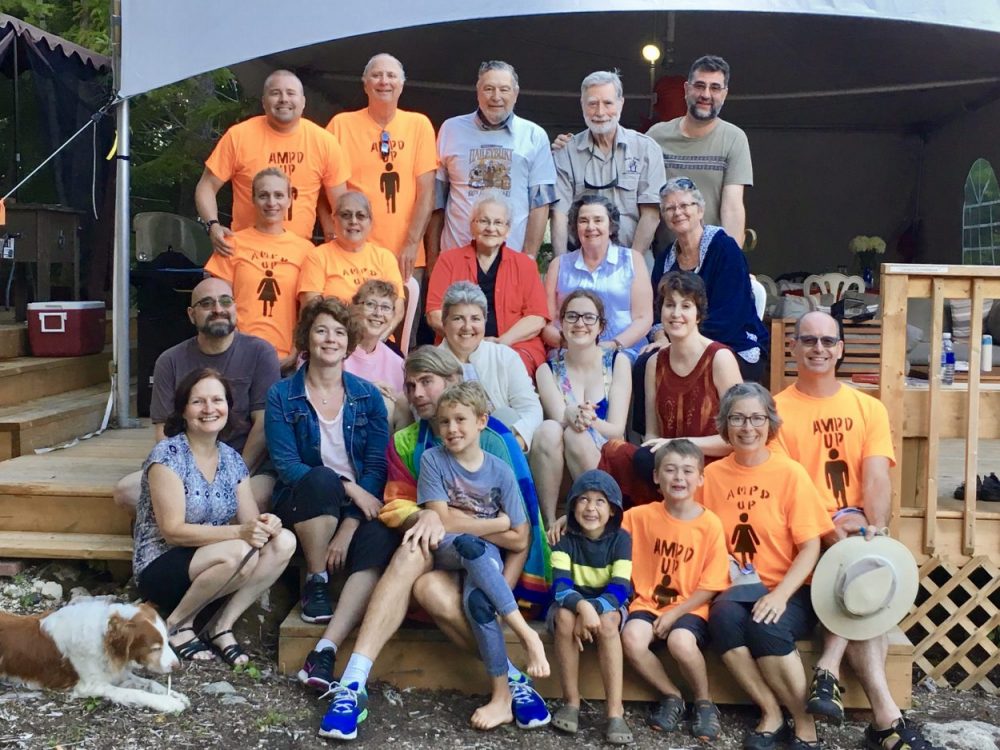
[309,570,329,583]
[316,639,336,654]
[340,653,373,691]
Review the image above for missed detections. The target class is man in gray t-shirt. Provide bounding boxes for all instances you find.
[647,55,752,248]
[114,277,280,514]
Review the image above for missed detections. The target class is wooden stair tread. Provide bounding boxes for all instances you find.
[0,349,111,377]
[0,383,112,429]
[0,531,132,560]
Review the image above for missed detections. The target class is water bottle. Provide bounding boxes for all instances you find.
[942,333,955,385]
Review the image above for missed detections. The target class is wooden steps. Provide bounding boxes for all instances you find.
[0,383,123,461]
[0,350,112,407]
[0,424,153,538]
[277,606,913,708]
[0,531,132,560]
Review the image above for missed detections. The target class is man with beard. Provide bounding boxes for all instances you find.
[647,55,752,247]
[551,70,665,256]
[112,277,281,513]
[427,61,556,261]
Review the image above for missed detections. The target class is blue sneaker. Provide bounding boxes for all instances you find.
[509,673,550,729]
[318,681,369,740]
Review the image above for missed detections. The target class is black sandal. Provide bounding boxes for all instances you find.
[207,629,249,666]
[171,627,215,662]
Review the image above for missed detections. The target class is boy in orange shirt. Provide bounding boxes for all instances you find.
[621,439,729,742]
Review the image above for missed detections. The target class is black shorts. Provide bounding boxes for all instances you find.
[137,546,197,614]
[708,586,816,658]
[628,610,710,650]
[345,519,399,574]
[273,466,350,527]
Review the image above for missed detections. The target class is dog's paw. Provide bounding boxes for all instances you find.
[155,694,188,714]
[170,690,191,709]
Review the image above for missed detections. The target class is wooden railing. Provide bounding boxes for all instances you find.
[879,263,1000,559]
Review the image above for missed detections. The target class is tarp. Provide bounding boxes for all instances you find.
[119,1,1000,98]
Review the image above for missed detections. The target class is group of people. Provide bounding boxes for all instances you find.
[112,47,941,750]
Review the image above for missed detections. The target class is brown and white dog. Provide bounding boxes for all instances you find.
[0,597,189,712]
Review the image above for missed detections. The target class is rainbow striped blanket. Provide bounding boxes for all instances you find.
[383,417,551,611]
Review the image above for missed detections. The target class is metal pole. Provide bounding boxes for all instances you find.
[12,34,20,189]
[110,0,138,428]
[112,97,136,427]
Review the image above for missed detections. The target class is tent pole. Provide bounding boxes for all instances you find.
[111,96,137,428]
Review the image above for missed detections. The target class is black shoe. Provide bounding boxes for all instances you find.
[953,475,983,500]
[743,720,791,750]
[806,668,845,724]
[300,575,333,624]
[864,717,942,750]
[983,473,1000,501]
[297,647,336,692]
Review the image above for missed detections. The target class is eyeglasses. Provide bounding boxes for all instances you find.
[479,85,514,97]
[662,201,699,215]
[727,413,769,427]
[379,130,391,162]
[474,217,508,229]
[563,311,599,325]
[362,300,394,315]
[688,81,727,95]
[337,210,371,222]
[584,150,619,191]
[795,335,840,348]
[192,295,235,310]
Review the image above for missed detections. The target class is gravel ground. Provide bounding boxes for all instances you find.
[1,562,997,749]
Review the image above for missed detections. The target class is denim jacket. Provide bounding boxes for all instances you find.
[265,363,388,506]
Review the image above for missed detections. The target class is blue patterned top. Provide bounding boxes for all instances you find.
[133,433,248,577]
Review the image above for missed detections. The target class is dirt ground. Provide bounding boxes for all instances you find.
[1,562,997,750]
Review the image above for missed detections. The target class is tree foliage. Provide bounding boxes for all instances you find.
[5,0,257,216]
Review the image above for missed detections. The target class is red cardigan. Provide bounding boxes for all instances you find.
[427,243,549,376]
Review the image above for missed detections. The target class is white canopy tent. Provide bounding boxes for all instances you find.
[111,1,1000,424]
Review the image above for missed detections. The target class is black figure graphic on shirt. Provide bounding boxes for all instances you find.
[653,573,679,607]
[825,448,850,509]
[257,270,279,316]
[380,163,400,213]
[731,512,760,568]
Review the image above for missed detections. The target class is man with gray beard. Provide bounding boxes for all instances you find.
[551,70,665,256]
[647,55,752,248]
[112,277,280,514]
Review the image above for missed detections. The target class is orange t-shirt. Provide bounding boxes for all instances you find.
[773,384,896,515]
[204,115,350,239]
[328,109,438,267]
[702,451,834,591]
[622,501,729,621]
[203,228,313,358]
[299,240,404,304]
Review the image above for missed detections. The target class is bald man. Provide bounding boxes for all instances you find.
[112,277,281,513]
[195,69,350,254]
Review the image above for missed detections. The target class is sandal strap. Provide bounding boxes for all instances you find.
[208,629,234,642]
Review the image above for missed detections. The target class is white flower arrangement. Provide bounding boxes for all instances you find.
[849,235,887,254]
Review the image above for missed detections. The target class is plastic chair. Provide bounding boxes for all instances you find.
[802,273,865,302]
[399,275,421,356]
[134,212,213,266]
[755,274,778,298]
[750,275,767,320]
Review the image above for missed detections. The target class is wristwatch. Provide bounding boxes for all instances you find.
[612,338,624,352]
[202,218,220,234]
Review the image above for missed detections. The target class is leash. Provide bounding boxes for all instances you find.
[167,544,263,637]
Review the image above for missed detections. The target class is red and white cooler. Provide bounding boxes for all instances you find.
[27,301,106,357]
